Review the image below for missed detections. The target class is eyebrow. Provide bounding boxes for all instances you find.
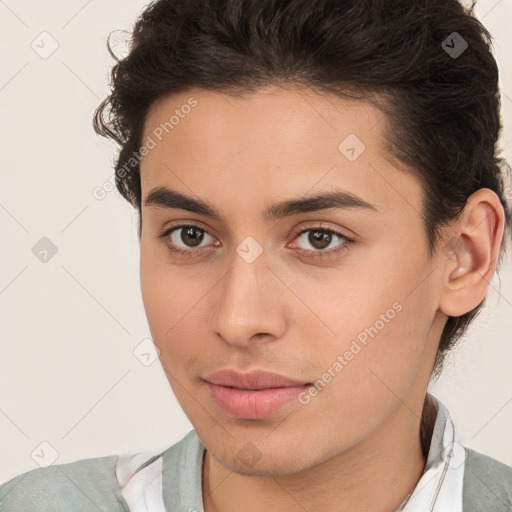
[143,186,378,221]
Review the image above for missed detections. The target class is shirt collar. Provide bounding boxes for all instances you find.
[396,392,465,511]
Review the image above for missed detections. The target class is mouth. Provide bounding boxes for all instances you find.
[204,368,311,389]
[204,369,313,419]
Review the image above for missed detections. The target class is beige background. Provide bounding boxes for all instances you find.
[1,0,511,483]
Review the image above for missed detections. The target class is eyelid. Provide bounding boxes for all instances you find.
[159,220,220,241]
[291,221,356,241]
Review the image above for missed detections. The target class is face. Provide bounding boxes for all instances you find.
[139,85,447,476]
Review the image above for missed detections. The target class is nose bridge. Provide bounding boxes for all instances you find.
[210,237,284,345]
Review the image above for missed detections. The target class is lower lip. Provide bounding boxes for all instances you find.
[206,382,312,419]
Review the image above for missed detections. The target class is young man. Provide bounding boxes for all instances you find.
[1,0,511,510]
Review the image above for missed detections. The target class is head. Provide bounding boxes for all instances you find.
[94,0,510,475]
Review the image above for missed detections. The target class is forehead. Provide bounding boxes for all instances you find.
[139,86,423,224]
[142,85,383,160]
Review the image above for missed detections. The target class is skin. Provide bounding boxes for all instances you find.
[138,85,505,512]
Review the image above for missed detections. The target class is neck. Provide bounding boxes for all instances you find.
[202,394,435,512]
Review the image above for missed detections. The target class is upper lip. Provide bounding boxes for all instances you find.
[204,369,310,390]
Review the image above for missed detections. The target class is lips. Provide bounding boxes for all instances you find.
[204,369,313,419]
[204,369,310,390]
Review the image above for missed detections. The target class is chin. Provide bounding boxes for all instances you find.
[210,440,315,477]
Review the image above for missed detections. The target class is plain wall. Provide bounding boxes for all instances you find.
[1,0,511,483]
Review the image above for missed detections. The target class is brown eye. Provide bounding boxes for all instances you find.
[179,226,205,247]
[294,228,348,252]
[307,229,335,250]
[158,224,218,255]
[288,226,355,260]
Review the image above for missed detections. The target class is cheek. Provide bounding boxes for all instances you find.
[139,245,213,371]
[140,245,182,349]
[140,255,169,335]
[288,248,436,404]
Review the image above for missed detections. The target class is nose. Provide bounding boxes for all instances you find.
[209,246,287,348]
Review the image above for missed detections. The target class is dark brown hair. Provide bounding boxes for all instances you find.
[93,0,511,384]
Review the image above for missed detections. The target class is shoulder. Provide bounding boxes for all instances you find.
[0,454,128,512]
[463,446,512,511]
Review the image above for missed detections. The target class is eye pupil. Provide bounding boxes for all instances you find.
[309,230,332,249]
[181,227,204,247]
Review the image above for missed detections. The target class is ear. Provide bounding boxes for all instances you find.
[438,188,506,317]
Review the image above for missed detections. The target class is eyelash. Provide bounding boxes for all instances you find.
[157,224,354,260]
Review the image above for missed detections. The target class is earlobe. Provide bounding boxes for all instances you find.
[438,188,505,318]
